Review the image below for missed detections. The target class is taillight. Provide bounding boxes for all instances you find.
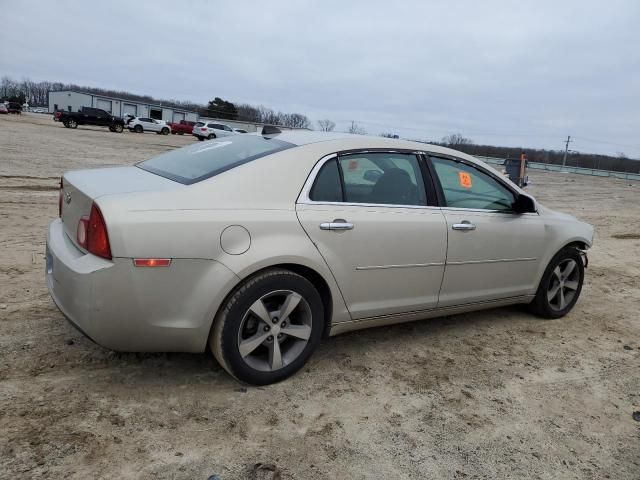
[77,203,112,259]
[58,177,63,217]
[200,127,207,131]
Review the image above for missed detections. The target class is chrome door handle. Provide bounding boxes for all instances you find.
[452,221,476,231]
[320,219,354,231]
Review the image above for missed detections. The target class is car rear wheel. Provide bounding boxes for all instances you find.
[63,121,70,128]
[113,124,123,133]
[134,125,143,133]
[207,133,216,140]
[210,269,324,385]
[161,127,170,135]
[68,119,78,129]
[529,247,585,318]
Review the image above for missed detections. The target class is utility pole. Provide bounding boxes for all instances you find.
[561,135,572,168]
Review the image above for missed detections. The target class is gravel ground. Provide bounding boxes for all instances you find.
[1,113,639,479]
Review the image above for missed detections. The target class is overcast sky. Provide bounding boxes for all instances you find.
[1,0,639,157]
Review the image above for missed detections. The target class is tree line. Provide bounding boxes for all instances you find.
[437,134,639,174]
[0,76,315,129]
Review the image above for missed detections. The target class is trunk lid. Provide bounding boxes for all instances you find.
[61,166,181,248]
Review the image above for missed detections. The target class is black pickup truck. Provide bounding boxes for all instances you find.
[58,107,125,132]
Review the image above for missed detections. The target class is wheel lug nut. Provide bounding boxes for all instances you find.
[264,325,270,332]
[280,321,286,328]
[277,333,283,339]
[267,335,273,341]
[272,317,279,324]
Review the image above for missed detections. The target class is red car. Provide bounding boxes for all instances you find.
[7,102,22,114]
[168,120,196,135]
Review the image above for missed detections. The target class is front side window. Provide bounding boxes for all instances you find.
[309,152,427,206]
[431,157,515,211]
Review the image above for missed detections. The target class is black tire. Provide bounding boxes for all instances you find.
[210,269,324,385]
[63,121,70,128]
[178,132,184,135]
[161,127,170,135]
[68,119,78,129]
[113,123,123,133]
[529,247,585,319]
[207,133,216,140]
[197,136,204,141]
[134,124,143,133]
[108,126,115,132]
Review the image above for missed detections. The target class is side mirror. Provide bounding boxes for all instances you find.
[363,169,383,183]
[512,194,536,214]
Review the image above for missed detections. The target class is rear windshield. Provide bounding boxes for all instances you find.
[137,135,295,184]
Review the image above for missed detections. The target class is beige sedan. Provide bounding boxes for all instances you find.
[46,130,594,384]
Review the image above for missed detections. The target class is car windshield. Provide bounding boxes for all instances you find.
[137,135,295,184]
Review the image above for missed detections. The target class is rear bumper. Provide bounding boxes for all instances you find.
[46,219,239,352]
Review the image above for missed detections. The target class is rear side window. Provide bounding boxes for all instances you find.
[309,153,427,206]
[138,135,295,184]
[310,159,343,202]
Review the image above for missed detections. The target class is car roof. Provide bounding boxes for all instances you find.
[270,130,479,160]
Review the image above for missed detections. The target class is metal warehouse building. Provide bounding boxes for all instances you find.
[48,90,198,123]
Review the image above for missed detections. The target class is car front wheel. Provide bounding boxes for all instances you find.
[210,269,324,385]
[529,247,585,318]
[68,119,78,129]
[161,127,169,135]
[113,124,123,133]
[207,133,216,140]
[134,125,143,133]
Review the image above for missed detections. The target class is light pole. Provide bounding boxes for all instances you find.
[561,135,572,168]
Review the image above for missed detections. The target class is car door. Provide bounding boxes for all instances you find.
[429,155,546,307]
[150,119,161,132]
[95,109,109,126]
[296,151,447,320]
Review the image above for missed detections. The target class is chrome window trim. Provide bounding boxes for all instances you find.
[296,149,538,216]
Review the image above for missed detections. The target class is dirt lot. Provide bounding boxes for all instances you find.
[1,113,639,479]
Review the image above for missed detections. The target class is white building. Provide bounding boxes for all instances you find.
[48,90,198,123]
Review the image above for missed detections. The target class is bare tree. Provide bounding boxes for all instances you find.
[282,113,311,129]
[441,133,473,146]
[347,121,366,135]
[317,119,336,132]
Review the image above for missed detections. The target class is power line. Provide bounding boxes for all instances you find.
[571,136,640,152]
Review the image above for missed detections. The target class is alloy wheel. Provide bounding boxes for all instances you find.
[237,290,313,372]
[547,259,580,311]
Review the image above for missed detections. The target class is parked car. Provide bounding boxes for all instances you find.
[7,102,22,114]
[58,107,125,132]
[0,104,7,114]
[47,131,594,385]
[233,128,248,134]
[192,121,237,141]
[168,120,196,135]
[128,117,170,135]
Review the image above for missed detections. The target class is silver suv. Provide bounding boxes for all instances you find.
[192,121,236,141]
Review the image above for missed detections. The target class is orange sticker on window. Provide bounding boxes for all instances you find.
[348,159,358,170]
[458,171,472,188]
